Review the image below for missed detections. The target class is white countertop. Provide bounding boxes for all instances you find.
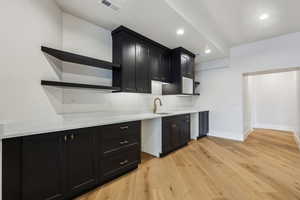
[0,108,207,139]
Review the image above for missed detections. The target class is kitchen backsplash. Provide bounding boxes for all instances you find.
[62,81,196,114]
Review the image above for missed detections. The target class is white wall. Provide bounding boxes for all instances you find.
[249,71,297,132]
[0,1,63,199]
[197,58,230,71]
[0,0,63,123]
[62,13,112,86]
[196,32,300,141]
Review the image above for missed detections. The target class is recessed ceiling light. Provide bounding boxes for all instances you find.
[176,29,185,35]
[205,49,211,54]
[259,13,269,20]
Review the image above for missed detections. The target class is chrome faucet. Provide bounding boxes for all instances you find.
[153,97,162,113]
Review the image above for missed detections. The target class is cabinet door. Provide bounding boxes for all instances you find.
[162,117,181,154]
[161,50,171,83]
[170,120,181,149]
[150,45,162,81]
[66,128,97,197]
[181,115,190,144]
[121,34,137,92]
[186,55,194,79]
[136,40,151,93]
[181,54,188,77]
[181,54,194,79]
[203,111,209,134]
[22,132,66,200]
[199,112,209,137]
[162,118,171,153]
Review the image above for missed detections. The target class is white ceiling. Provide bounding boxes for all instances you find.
[56,0,300,62]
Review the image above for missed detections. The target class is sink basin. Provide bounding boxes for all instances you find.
[155,112,171,115]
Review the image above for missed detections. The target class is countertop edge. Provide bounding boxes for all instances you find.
[1,110,207,140]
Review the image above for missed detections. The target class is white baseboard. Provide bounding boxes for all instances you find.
[293,133,300,151]
[243,128,253,141]
[254,124,296,132]
[208,131,244,142]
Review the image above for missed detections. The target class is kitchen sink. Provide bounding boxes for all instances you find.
[155,112,171,115]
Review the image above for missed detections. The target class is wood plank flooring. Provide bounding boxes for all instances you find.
[76,129,300,200]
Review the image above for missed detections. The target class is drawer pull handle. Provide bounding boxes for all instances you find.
[120,160,129,166]
[70,134,74,140]
[64,135,67,142]
[120,140,129,145]
[120,126,129,130]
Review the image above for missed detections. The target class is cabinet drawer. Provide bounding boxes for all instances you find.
[102,145,139,180]
[101,121,141,153]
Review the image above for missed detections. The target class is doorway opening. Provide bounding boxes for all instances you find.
[243,69,300,141]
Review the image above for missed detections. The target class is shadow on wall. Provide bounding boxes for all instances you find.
[42,53,64,114]
[43,53,63,79]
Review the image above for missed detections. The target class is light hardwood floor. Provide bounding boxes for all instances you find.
[76,129,300,200]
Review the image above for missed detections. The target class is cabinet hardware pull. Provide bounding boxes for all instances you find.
[120,126,129,130]
[120,140,129,145]
[64,135,67,142]
[71,134,74,140]
[120,160,129,165]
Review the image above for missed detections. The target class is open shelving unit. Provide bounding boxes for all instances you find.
[41,46,120,70]
[41,80,120,91]
[41,46,121,92]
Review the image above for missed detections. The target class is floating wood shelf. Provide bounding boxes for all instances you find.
[41,80,120,91]
[41,46,121,70]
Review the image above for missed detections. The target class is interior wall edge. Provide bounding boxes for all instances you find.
[208,131,244,142]
[243,128,253,141]
[293,132,300,151]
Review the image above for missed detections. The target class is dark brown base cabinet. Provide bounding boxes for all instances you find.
[161,114,190,156]
[3,121,141,200]
[198,111,209,139]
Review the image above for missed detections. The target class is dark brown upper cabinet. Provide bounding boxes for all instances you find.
[150,45,171,83]
[135,39,151,93]
[181,53,194,79]
[112,26,173,93]
[112,27,154,93]
[162,47,196,95]
[112,32,137,92]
